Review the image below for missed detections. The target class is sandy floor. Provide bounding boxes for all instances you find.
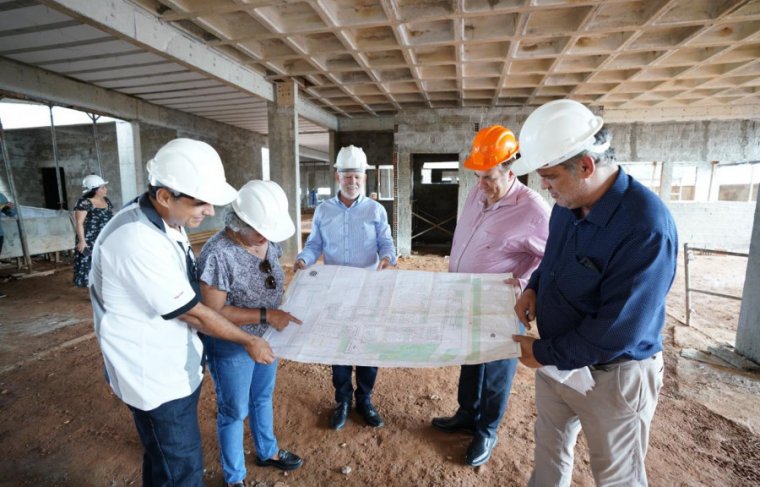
[0,252,758,487]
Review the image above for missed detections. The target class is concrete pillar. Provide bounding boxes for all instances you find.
[457,150,472,219]
[116,121,142,204]
[708,161,720,201]
[659,161,673,202]
[397,151,412,256]
[267,80,301,262]
[694,163,712,201]
[737,197,760,364]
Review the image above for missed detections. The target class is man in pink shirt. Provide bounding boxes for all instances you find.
[432,125,551,467]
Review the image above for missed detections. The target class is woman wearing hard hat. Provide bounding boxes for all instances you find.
[72,174,113,287]
[197,180,305,486]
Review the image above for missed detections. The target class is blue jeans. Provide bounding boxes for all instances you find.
[457,358,519,439]
[205,339,279,484]
[456,324,522,439]
[332,365,378,405]
[128,384,204,487]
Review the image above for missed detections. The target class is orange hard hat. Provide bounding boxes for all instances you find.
[464,125,520,171]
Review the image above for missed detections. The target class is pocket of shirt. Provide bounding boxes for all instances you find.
[556,257,602,302]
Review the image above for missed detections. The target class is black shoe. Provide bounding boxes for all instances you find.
[465,435,498,467]
[255,448,304,471]
[330,402,350,430]
[225,482,245,487]
[357,402,384,428]
[431,414,475,435]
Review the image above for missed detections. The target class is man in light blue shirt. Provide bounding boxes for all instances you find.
[295,145,396,430]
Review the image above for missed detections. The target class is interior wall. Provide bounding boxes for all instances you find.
[1,123,120,209]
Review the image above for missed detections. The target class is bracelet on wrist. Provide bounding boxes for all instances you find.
[259,307,267,325]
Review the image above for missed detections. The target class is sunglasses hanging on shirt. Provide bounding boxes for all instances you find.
[259,260,276,290]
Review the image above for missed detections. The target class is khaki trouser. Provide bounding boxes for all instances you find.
[528,353,664,487]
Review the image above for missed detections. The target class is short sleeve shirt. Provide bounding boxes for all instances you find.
[90,194,203,411]
[198,231,286,337]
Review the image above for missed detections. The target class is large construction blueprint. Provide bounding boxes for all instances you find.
[264,264,521,367]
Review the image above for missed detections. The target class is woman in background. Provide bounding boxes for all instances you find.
[73,174,112,287]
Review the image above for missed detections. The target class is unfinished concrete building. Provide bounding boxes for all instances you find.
[1,1,760,485]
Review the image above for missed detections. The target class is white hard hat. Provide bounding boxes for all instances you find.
[232,180,295,243]
[82,174,107,192]
[146,138,237,206]
[334,145,370,172]
[511,99,605,176]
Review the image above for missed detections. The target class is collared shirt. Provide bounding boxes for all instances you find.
[527,167,678,370]
[198,231,285,349]
[90,193,204,411]
[449,180,550,288]
[297,193,397,270]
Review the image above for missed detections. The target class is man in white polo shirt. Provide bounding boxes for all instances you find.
[90,138,274,487]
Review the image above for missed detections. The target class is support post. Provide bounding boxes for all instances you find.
[659,161,674,202]
[48,105,65,209]
[737,197,760,363]
[267,79,301,262]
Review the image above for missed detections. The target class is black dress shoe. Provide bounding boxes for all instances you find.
[330,402,350,430]
[431,414,475,434]
[465,435,498,467]
[357,402,384,428]
[255,448,304,471]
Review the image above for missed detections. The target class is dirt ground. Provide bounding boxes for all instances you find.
[0,251,759,487]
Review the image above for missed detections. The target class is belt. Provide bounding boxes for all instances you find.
[589,353,658,372]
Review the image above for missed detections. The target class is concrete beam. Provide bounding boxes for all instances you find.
[0,56,263,142]
[339,116,396,132]
[299,145,328,162]
[40,0,274,102]
[604,104,760,124]
[297,99,337,131]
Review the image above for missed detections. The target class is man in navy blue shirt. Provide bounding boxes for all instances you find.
[511,100,678,487]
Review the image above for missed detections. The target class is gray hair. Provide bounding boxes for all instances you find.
[223,206,252,233]
[560,126,616,173]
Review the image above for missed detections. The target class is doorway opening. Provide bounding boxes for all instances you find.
[411,153,459,253]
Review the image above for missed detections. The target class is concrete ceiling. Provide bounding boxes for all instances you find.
[2,0,760,141]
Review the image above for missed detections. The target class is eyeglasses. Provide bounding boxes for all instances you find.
[259,260,276,290]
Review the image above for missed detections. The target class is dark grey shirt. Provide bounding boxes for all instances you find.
[198,230,285,337]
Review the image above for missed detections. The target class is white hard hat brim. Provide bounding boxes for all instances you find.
[196,181,238,206]
[512,115,603,176]
[232,201,296,243]
[82,180,108,192]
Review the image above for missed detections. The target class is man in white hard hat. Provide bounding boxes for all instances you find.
[511,100,678,486]
[294,144,397,431]
[89,138,275,487]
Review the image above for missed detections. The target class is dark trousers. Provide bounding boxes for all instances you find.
[457,358,519,439]
[332,365,378,405]
[128,385,205,487]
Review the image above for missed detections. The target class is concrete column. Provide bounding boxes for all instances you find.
[708,161,720,201]
[267,80,301,262]
[115,121,142,204]
[397,151,412,256]
[659,161,674,202]
[693,163,712,201]
[737,197,760,363]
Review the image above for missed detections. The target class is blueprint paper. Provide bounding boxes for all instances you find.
[264,264,521,367]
